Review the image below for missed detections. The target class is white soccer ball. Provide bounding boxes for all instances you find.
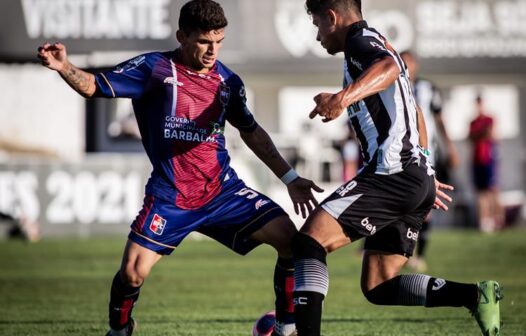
[252,310,276,336]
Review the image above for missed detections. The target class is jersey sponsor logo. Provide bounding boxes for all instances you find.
[406,227,419,241]
[337,180,357,197]
[163,129,217,143]
[361,217,377,235]
[163,77,184,86]
[349,57,363,70]
[347,102,362,118]
[164,116,219,143]
[255,199,270,210]
[149,214,166,235]
[369,41,387,51]
[113,55,146,74]
[432,278,446,291]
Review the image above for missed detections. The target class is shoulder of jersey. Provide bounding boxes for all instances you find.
[215,61,242,85]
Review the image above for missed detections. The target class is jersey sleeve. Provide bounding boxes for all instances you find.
[225,75,258,132]
[94,53,157,99]
[347,33,395,70]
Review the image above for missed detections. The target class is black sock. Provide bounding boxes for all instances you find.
[293,291,325,336]
[364,275,478,309]
[425,277,479,308]
[108,271,141,330]
[364,274,430,306]
[292,233,328,336]
[274,257,295,324]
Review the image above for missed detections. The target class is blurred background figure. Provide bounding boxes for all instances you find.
[0,137,55,242]
[339,122,361,182]
[401,51,459,271]
[469,95,504,233]
[0,211,40,242]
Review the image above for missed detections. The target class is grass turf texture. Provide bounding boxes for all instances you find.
[1,229,525,336]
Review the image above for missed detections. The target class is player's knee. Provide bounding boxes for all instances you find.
[291,232,326,262]
[122,265,148,287]
[277,220,297,254]
[362,276,400,305]
[363,287,382,305]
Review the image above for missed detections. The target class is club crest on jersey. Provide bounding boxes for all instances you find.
[149,214,166,235]
[113,55,146,74]
[219,84,230,106]
[255,199,270,210]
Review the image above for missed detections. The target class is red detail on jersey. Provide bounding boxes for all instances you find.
[469,115,494,165]
[170,61,225,209]
[133,195,155,232]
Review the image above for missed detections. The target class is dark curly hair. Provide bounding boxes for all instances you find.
[305,0,361,16]
[179,0,228,35]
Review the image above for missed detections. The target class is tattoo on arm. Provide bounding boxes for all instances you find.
[60,62,95,97]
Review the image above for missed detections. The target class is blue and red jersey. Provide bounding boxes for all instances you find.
[469,114,495,166]
[95,51,257,209]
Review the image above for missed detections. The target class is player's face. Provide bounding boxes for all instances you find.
[312,12,340,55]
[177,28,225,73]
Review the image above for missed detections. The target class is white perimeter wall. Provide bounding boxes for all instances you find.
[0,64,85,161]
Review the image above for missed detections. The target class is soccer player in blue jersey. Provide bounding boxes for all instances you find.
[38,1,322,335]
[290,1,503,336]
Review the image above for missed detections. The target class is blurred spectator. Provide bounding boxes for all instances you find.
[401,51,459,271]
[0,137,56,242]
[468,95,504,233]
[337,122,361,181]
[0,212,40,242]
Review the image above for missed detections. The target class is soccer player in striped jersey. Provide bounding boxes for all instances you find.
[38,1,323,335]
[291,1,502,335]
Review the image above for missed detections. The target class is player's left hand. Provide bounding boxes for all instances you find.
[433,178,454,211]
[287,177,324,218]
[309,92,345,123]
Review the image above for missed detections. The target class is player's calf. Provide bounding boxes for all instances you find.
[292,233,328,336]
[363,275,479,308]
[108,272,142,334]
[273,257,295,334]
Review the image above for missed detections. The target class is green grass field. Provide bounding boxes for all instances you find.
[1,229,525,336]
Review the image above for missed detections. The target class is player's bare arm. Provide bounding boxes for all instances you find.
[309,56,399,122]
[240,125,323,218]
[415,104,454,211]
[37,42,96,98]
[416,105,429,150]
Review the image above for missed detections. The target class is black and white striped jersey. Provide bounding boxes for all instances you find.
[343,20,433,176]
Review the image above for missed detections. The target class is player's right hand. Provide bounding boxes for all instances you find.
[287,177,324,218]
[433,178,454,211]
[37,42,68,71]
[309,92,345,123]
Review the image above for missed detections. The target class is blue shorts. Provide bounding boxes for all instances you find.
[473,163,497,191]
[129,177,287,255]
